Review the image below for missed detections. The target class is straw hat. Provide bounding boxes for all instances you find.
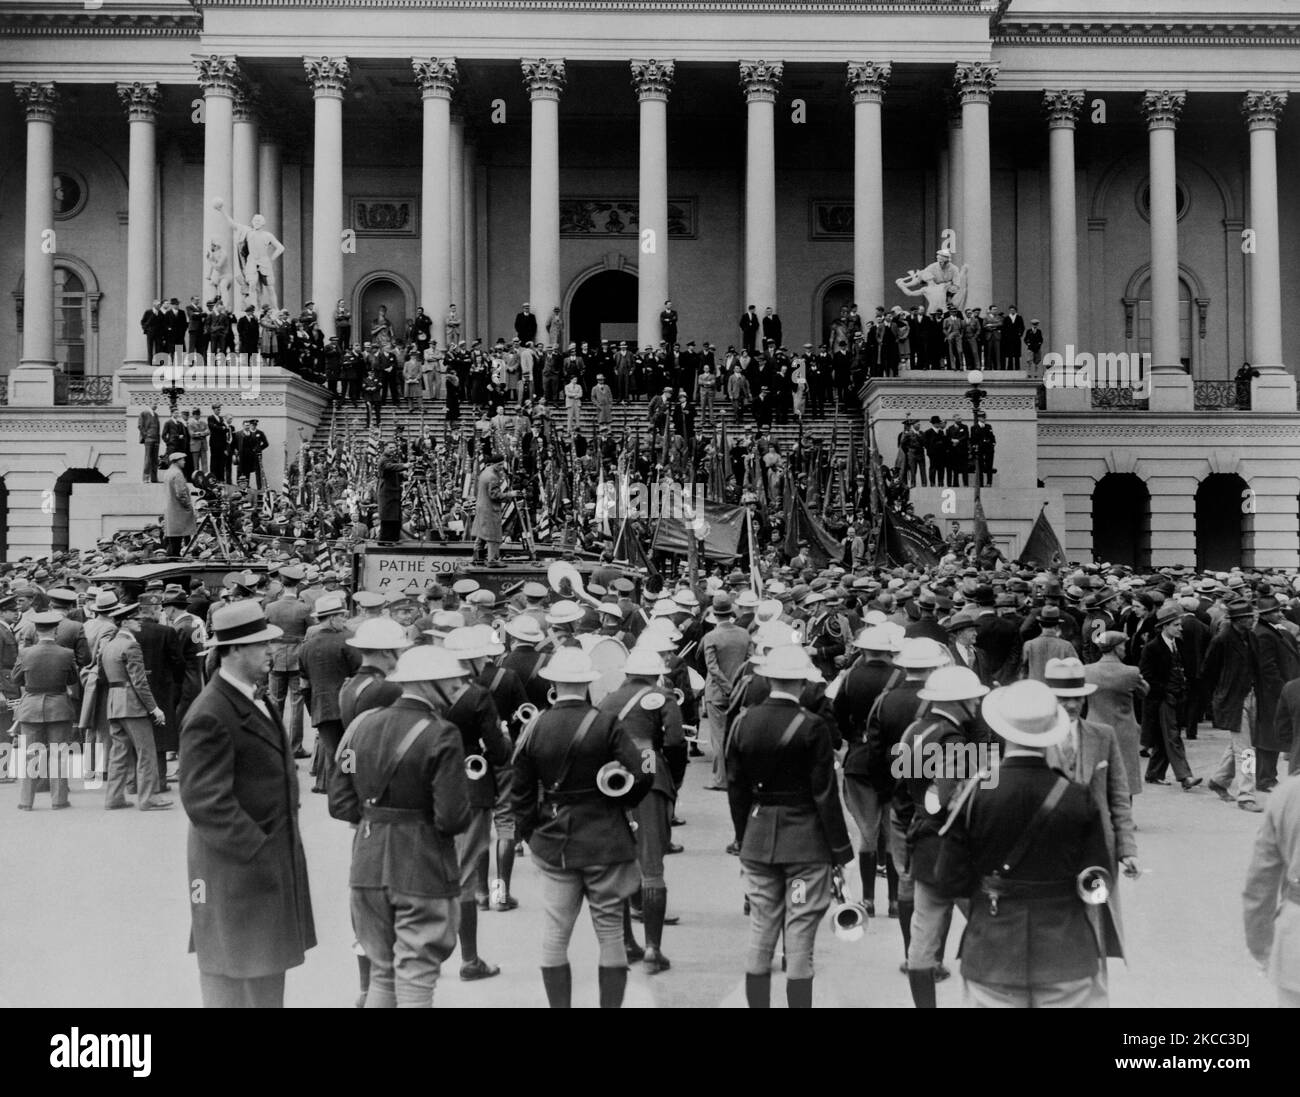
[207,601,283,647]
[981,681,1070,748]
[388,646,471,683]
[538,647,602,683]
[1043,657,1097,697]
[917,666,988,702]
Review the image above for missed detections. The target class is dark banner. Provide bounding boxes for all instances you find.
[652,502,747,560]
[886,510,944,568]
[1019,505,1067,568]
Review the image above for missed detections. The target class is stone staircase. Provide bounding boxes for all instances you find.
[308,393,866,458]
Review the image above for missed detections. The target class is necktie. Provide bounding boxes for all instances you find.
[1060,726,1077,776]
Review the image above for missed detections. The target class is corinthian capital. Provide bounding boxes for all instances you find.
[521,58,567,101]
[1141,90,1186,130]
[117,81,161,123]
[304,56,351,97]
[232,80,258,124]
[1041,89,1084,129]
[846,61,891,104]
[15,82,58,122]
[739,60,783,103]
[1242,90,1287,130]
[954,61,998,105]
[631,59,675,101]
[194,55,240,95]
[413,58,459,99]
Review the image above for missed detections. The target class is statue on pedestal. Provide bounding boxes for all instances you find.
[895,248,968,315]
[213,198,286,313]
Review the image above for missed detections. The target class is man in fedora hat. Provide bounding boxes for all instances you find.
[936,679,1115,1007]
[1139,601,1201,790]
[1019,605,1077,683]
[727,644,853,1008]
[1202,600,1261,809]
[1251,596,1300,793]
[895,664,988,1007]
[328,645,473,1007]
[180,601,316,1007]
[700,592,749,792]
[163,450,196,557]
[299,591,359,792]
[510,647,651,1008]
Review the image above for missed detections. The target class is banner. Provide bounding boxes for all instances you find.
[885,510,944,568]
[1018,504,1067,568]
[651,502,747,560]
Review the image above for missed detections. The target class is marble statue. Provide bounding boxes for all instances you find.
[895,248,968,314]
[213,198,286,313]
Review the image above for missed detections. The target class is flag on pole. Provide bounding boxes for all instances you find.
[1018,503,1067,568]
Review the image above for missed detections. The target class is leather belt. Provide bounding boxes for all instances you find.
[360,805,432,823]
[980,876,1075,900]
[542,788,600,805]
[23,689,66,695]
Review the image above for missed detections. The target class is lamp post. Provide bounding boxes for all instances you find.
[963,368,989,560]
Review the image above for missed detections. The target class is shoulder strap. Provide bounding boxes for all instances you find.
[777,711,806,751]
[992,776,1069,877]
[489,667,506,694]
[335,706,382,764]
[618,686,653,723]
[550,707,603,792]
[367,718,432,806]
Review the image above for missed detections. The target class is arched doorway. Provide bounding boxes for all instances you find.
[1195,473,1246,571]
[355,274,411,346]
[568,270,636,350]
[1092,474,1151,568]
[819,278,854,349]
[51,469,110,554]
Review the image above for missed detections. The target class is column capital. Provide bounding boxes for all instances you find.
[1242,89,1287,130]
[1041,89,1084,129]
[739,60,783,103]
[630,59,675,101]
[953,61,998,105]
[232,80,258,124]
[194,54,240,96]
[15,81,58,122]
[304,56,351,98]
[413,58,459,100]
[521,58,566,101]
[1141,89,1186,130]
[846,61,891,104]
[116,81,160,123]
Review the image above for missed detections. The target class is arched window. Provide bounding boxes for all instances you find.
[54,265,87,376]
[1132,274,1193,372]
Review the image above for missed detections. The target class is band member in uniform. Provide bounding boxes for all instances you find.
[896,664,988,1007]
[442,627,512,980]
[599,646,683,974]
[100,602,170,810]
[328,645,472,1007]
[1243,770,1300,1007]
[935,679,1115,1007]
[341,618,409,727]
[12,611,82,810]
[299,592,359,791]
[510,647,652,1008]
[266,565,312,759]
[727,644,853,1008]
[180,601,316,1008]
[502,615,550,711]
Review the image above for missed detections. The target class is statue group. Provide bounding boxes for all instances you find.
[895,248,969,314]
[207,197,286,313]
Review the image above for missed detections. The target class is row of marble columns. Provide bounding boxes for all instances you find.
[6,67,1292,408]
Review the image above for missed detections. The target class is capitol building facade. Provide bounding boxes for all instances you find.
[1,0,1299,568]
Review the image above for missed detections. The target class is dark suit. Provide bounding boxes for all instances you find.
[236,314,260,355]
[300,618,360,788]
[208,415,231,482]
[1139,633,1193,783]
[739,312,760,354]
[179,672,316,1005]
[138,407,161,483]
[135,618,185,761]
[1252,621,1300,786]
[164,307,187,352]
[975,611,1022,687]
[235,428,268,489]
[761,314,782,350]
[141,308,164,363]
[514,311,538,344]
[935,754,1112,1004]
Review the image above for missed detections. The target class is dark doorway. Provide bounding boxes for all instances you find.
[359,279,407,346]
[1092,474,1151,569]
[0,478,7,561]
[821,279,854,348]
[568,270,637,351]
[52,469,110,554]
[1195,474,1246,571]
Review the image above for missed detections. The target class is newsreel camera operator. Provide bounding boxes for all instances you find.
[471,453,517,568]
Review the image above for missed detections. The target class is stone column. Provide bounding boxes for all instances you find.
[464,132,478,345]
[305,56,350,341]
[522,59,566,331]
[258,134,283,298]
[847,62,890,317]
[117,82,160,374]
[946,102,963,249]
[449,103,467,346]
[739,60,782,317]
[232,83,259,312]
[632,59,675,351]
[1242,90,1293,410]
[11,82,59,406]
[196,55,238,305]
[414,58,457,350]
[1043,90,1085,409]
[1142,90,1192,410]
[954,62,997,310]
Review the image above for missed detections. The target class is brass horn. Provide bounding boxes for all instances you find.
[465,754,489,780]
[547,560,602,609]
[672,688,686,706]
[1076,866,1112,905]
[547,685,558,705]
[830,872,869,942]
[596,760,634,798]
[514,702,539,724]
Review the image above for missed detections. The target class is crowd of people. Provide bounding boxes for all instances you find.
[1,536,1297,1007]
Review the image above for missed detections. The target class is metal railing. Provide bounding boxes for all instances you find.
[67,376,115,405]
[1090,387,1149,411]
[1193,380,1248,411]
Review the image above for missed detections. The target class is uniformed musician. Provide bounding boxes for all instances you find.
[599,646,683,974]
[12,611,83,810]
[509,647,652,1008]
[726,644,853,1008]
[328,645,473,1007]
[501,615,549,711]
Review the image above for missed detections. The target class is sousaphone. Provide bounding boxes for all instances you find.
[578,633,628,706]
[547,560,602,609]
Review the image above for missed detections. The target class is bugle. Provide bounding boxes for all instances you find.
[830,872,869,942]
[547,685,558,705]
[596,760,634,797]
[672,688,686,706]
[465,754,489,780]
[513,702,539,724]
[1076,866,1112,905]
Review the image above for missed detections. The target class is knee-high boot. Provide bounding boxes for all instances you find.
[623,901,644,962]
[356,955,371,1008]
[598,965,628,1008]
[898,899,914,970]
[458,900,499,979]
[494,837,518,909]
[858,852,877,913]
[886,856,899,906]
[908,968,937,1009]
[786,977,814,1009]
[541,964,571,1008]
[745,972,771,1008]
[642,886,671,974]
[474,849,491,905]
